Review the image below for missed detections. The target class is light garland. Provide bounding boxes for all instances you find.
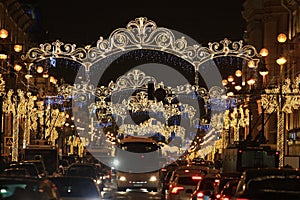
[21,17,263,159]
[261,75,300,166]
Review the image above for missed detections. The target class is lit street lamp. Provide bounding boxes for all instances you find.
[261,33,300,167]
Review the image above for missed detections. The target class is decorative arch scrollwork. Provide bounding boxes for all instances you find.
[21,17,263,159]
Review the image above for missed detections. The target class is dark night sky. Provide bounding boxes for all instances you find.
[22,0,247,47]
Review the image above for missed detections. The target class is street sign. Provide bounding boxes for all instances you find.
[4,137,13,147]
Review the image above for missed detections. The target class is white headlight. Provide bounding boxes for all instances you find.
[149,176,157,182]
[119,176,126,181]
[113,159,120,166]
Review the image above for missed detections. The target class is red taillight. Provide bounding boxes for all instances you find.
[171,186,184,194]
[185,169,190,173]
[192,176,202,180]
[197,192,204,197]
[161,168,167,172]
[238,149,243,153]
[215,194,221,199]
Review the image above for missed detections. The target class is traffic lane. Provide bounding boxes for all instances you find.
[102,189,161,199]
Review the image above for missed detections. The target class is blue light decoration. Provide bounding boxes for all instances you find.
[50,57,56,67]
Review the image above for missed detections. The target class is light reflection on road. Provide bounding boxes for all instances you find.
[102,188,162,199]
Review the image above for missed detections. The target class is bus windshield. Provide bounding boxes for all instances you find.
[121,142,159,153]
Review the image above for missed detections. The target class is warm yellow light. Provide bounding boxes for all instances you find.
[234,85,242,91]
[0,29,8,39]
[50,76,55,83]
[259,48,269,57]
[276,56,287,65]
[247,78,256,86]
[42,73,49,78]
[259,70,269,76]
[14,44,23,52]
[222,79,228,86]
[248,60,255,68]
[227,75,234,82]
[0,52,7,60]
[25,74,32,79]
[235,70,242,77]
[277,33,287,43]
[227,91,234,97]
[14,63,22,72]
[36,66,44,73]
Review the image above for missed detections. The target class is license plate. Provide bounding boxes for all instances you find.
[133,184,143,187]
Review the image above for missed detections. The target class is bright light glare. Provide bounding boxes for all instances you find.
[149,176,157,182]
[113,159,119,166]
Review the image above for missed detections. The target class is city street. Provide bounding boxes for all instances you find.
[102,189,161,200]
[102,181,162,200]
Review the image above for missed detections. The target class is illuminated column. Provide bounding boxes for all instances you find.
[233,108,239,142]
[12,95,19,162]
[277,109,285,166]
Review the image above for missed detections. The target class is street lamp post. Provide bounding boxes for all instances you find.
[261,33,300,167]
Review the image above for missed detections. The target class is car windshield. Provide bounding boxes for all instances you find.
[50,177,100,198]
[0,180,40,199]
[67,166,97,179]
[248,177,300,192]
[9,164,38,177]
[32,162,44,173]
[178,176,201,186]
[197,178,215,190]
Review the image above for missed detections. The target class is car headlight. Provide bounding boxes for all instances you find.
[119,176,126,181]
[96,179,102,184]
[113,159,120,166]
[149,176,157,182]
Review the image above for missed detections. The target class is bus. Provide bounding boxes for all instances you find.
[113,136,161,192]
[222,144,279,173]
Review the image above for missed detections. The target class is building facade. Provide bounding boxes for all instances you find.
[243,0,300,164]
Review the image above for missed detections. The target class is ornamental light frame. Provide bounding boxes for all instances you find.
[21,17,263,158]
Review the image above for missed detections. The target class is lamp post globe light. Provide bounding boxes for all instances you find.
[0,1,66,163]
[0,8,28,163]
[260,33,300,167]
[221,49,269,147]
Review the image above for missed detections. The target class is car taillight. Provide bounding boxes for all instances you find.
[197,192,204,197]
[215,193,221,199]
[171,186,184,194]
[222,197,230,200]
[192,176,202,180]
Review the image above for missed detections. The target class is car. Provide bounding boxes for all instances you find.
[189,174,222,200]
[0,167,31,177]
[216,178,239,200]
[23,159,48,177]
[212,173,240,200]
[234,168,300,199]
[166,173,203,200]
[49,176,101,200]
[0,176,61,200]
[6,162,41,179]
[65,163,104,190]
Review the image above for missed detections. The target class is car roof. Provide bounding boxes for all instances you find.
[242,168,300,179]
